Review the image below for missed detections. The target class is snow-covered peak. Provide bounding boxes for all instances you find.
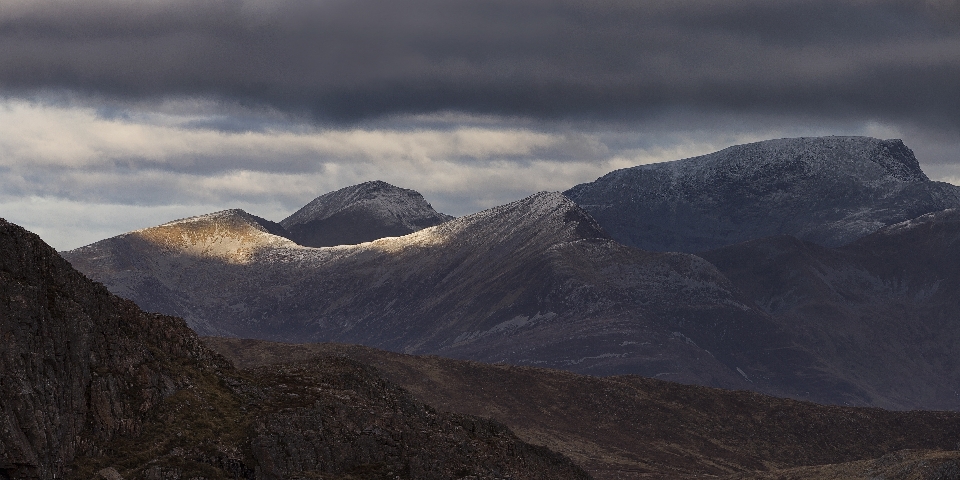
[630,136,927,185]
[564,136,957,252]
[427,191,607,244]
[354,191,608,254]
[281,180,451,231]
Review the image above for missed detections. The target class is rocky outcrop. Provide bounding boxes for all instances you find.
[280,180,453,247]
[565,137,960,252]
[0,218,229,479]
[1,218,590,479]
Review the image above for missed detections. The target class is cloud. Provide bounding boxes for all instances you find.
[1,0,958,131]
[3,0,960,250]
[5,95,957,252]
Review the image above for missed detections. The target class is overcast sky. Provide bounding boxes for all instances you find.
[2,0,959,250]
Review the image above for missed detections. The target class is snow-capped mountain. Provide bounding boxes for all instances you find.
[59,148,960,409]
[279,180,453,247]
[64,192,858,404]
[565,137,960,252]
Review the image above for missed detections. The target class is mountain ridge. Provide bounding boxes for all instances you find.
[564,136,960,252]
[62,192,861,405]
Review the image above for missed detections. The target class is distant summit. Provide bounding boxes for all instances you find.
[280,180,453,247]
[565,136,960,252]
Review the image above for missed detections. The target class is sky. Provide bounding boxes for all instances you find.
[2,0,959,250]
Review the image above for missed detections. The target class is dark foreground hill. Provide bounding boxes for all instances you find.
[63,193,869,405]
[0,218,588,479]
[565,137,960,252]
[700,208,960,411]
[206,338,960,480]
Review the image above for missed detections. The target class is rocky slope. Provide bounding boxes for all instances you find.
[279,180,453,247]
[0,217,590,479]
[63,192,868,405]
[0,217,231,479]
[565,137,960,252]
[699,208,960,410]
[206,338,960,480]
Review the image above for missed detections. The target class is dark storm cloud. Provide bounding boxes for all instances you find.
[2,0,959,129]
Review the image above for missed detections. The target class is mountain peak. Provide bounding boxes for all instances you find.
[67,208,296,266]
[622,136,927,186]
[156,208,288,237]
[279,181,453,247]
[425,191,609,250]
[565,136,960,252]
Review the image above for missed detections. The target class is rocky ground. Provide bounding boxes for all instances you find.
[206,338,960,480]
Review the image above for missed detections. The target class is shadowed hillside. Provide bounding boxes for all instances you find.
[206,338,960,480]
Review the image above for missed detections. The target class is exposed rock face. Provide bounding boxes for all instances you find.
[564,137,960,252]
[0,218,591,479]
[207,338,960,480]
[64,193,866,405]
[700,208,960,410]
[0,218,230,479]
[279,180,453,247]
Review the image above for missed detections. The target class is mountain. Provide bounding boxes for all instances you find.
[8,213,959,480]
[57,208,301,335]
[699,208,960,410]
[63,192,864,405]
[206,338,960,480]
[0,217,589,479]
[564,136,960,252]
[279,180,453,247]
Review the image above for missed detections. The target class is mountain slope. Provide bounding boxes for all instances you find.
[64,193,860,405]
[0,217,589,479]
[280,180,453,247]
[58,209,301,335]
[699,208,960,410]
[206,338,960,480]
[1,217,229,479]
[565,137,960,252]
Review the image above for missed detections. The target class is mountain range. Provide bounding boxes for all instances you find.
[63,190,858,404]
[5,215,960,479]
[61,136,960,410]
